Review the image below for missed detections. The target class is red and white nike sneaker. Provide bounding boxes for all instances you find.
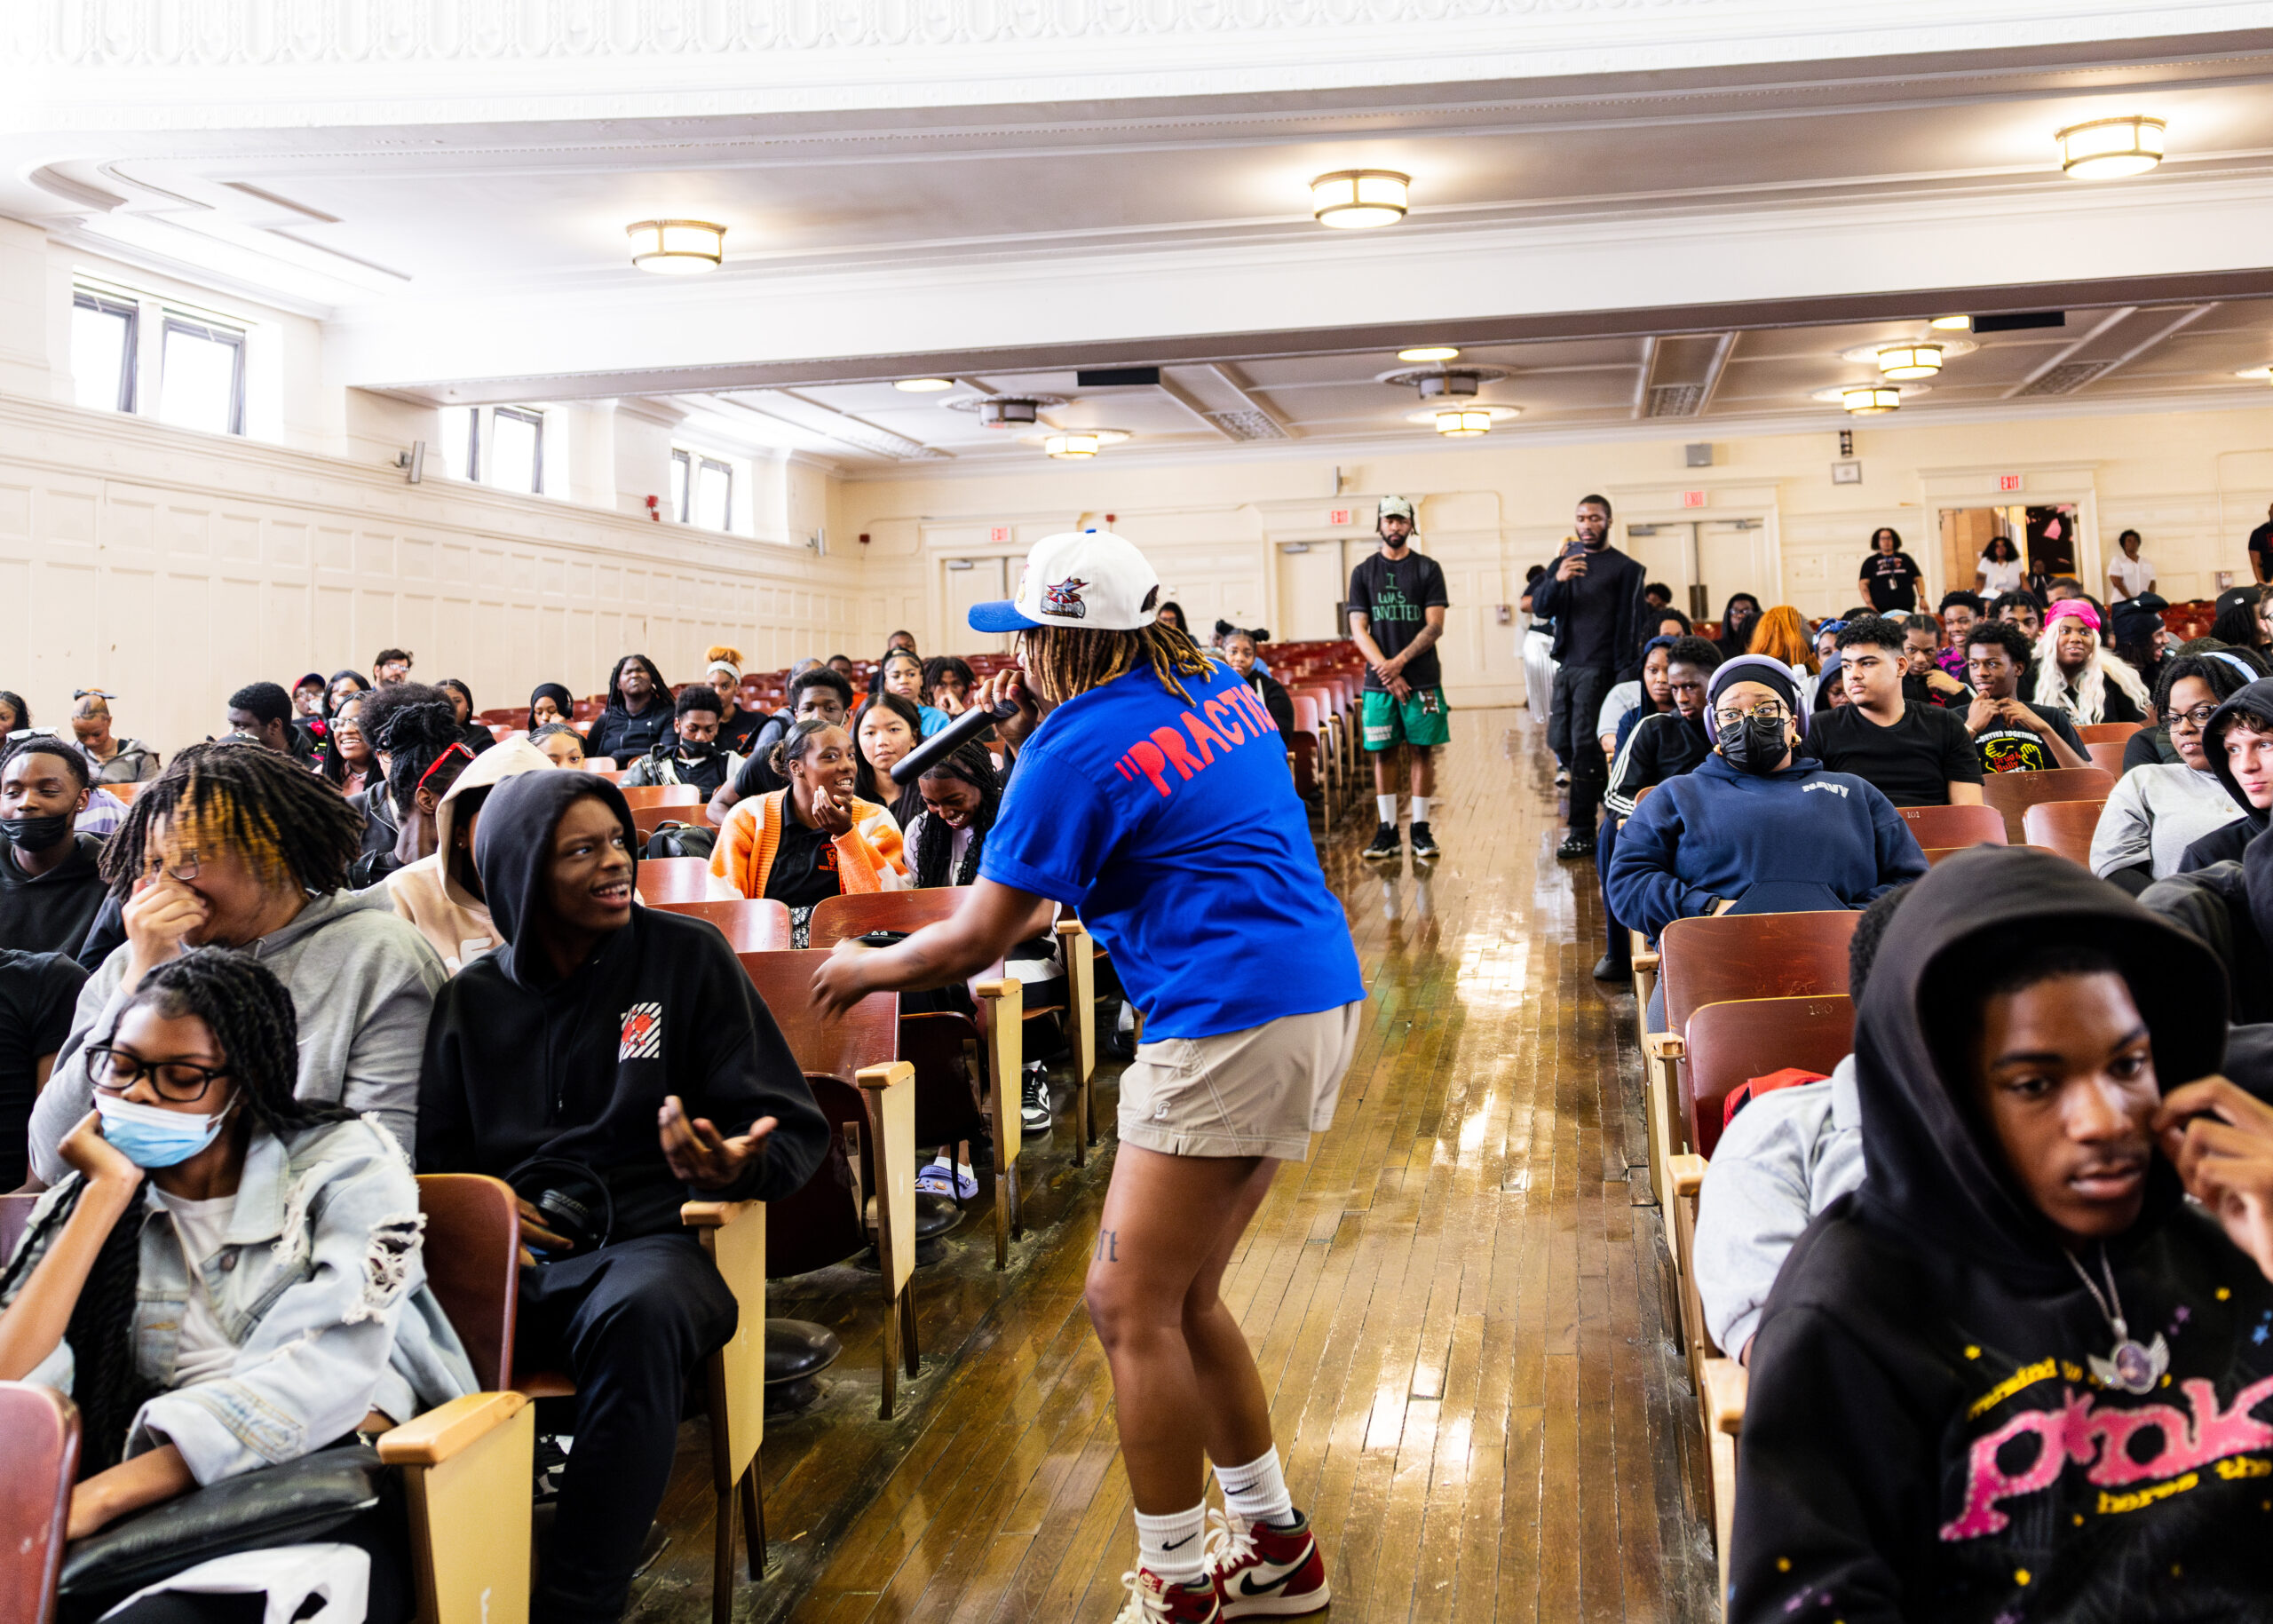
[1113,1566,1223,1624]
[1205,1507,1331,1617]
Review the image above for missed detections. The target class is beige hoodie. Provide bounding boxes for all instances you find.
[383,736,555,971]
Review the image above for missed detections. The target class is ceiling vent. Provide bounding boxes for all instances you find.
[944,392,1070,426]
[1647,384,1705,417]
[1206,409,1289,441]
[2016,361,2113,397]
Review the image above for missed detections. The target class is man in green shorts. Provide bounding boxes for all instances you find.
[1349,495,1451,861]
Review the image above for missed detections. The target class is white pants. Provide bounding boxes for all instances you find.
[1523,630,1559,720]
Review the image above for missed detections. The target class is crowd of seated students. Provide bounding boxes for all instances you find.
[3,616,1298,1619]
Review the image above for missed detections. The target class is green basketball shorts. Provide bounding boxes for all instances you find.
[1362,686,1451,750]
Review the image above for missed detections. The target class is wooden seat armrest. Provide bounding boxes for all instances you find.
[377,1391,528,1467]
[856,1060,916,1091]
[1701,1357,1748,1436]
[972,978,1016,1001]
[1632,947,1659,971]
[1643,1032,1684,1060]
[1054,918,1088,939]
[680,1199,757,1229]
[1668,1153,1707,1199]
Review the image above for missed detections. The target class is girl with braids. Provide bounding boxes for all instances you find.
[902,739,1000,889]
[585,653,673,767]
[346,684,479,888]
[28,741,445,1184]
[711,717,904,946]
[0,949,472,1621]
[815,532,1362,1624]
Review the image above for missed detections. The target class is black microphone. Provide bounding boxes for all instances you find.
[890,699,1018,785]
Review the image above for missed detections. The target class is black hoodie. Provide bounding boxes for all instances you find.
[2176,675,2273,872]
[416,771,828,1240]
[1730,848,2273,1624]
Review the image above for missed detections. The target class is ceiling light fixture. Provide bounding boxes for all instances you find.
[1841,386,1902,416]
[893,377,954,392]
[1398,345,1461,362]
[1044,433,1100,459]
[2236,366,2273,382]
[1435,408,1493,438]
[1311,170,1411,229]
[1875,343,1944,380]
[2057,115,2166,179]
[625,219,725,274]
[1929,315,1974,332]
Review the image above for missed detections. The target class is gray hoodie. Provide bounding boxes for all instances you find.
[28,889,445,1183]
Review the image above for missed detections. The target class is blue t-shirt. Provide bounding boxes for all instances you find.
[916,705,951,738]
[980,661,1366,1040]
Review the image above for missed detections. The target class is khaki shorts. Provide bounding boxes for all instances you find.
[1117,1002,1363,1161]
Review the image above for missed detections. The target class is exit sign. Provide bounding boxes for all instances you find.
[1682,490,1707,508]
[1328,507,1352,527]
[1997,474,2024,493]
[988,526,1010,543]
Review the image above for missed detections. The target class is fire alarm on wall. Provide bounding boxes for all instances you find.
[1105,513,1117,524]
[645,495,661,522]
[859,533,871,545]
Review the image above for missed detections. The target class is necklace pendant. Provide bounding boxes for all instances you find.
[2089,1333,2169,1397]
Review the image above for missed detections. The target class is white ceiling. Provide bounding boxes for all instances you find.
[7,11,2273,470]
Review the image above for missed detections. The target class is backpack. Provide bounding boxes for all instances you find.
[644,822,716,861]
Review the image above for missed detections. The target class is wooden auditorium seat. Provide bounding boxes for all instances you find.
[1897,802,2005,850]
[2084,741,2129,778]
[1981,764,2114,844]
[653,897,795,951]
[2020,798,2107,868]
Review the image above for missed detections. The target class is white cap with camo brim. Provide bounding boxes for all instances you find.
[969,529,1163,634]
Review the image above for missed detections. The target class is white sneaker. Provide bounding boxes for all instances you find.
[1113,1566,1222,1624]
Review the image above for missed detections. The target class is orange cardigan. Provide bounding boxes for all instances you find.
[711,788,906,901]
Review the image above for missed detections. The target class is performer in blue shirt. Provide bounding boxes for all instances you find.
[815,530,1363,1624]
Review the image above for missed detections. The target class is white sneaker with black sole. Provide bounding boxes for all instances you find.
[1021,1062,1052,1134]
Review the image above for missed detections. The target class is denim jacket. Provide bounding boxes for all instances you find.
[2,1116,477,1485]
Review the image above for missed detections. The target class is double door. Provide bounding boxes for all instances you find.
[1622,519,1771,622]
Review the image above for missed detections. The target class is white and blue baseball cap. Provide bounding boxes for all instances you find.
[969,530,1162,634]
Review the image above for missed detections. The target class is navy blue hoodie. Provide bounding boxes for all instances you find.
[415,771,828,1240]
[1604,750,1925,942]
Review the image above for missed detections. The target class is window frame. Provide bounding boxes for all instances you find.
[694,455,733,533]
[71,289,139,414]
[670,448,693,523]
[157,313,248,437]
[489,405,545,495]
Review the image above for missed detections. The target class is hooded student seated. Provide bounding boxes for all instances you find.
[416,771,828,1624]
[1604,654,1927,952]
[2176,672,2273,871]
[1728,848,2273,1624]
[383,734,554,971]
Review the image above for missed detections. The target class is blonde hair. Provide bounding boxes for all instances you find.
[1748,606,1820,674]
[2030,622,2150,725]
[705,646,744,667]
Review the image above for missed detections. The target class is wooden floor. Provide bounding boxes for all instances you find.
[627,705,1715,1624]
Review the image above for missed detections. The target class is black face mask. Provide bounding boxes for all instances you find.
[678,739,719,759]
[1,812,73,852]
[1716,716,1790,775]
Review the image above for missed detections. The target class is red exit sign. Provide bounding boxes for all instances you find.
[1681,490,1707,508]
[1328,507,1352,527]
[1998,474,2024,493]
[988,526,1010,543]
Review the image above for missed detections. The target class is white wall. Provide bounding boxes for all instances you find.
[0,393,877,753]
[842,401,2273,705]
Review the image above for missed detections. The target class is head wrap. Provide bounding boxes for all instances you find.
[2045,598,2102,633]
[1813,619,1849,642]
[705,657,742,683]
[1707,654,1802,717]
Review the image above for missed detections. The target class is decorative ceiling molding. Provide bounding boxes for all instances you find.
[11,2,2272,123]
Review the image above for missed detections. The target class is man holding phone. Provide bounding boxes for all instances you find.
[1530,494,1649,859]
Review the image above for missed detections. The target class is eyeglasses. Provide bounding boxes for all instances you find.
[2170,704,2220,731]
[1713,703,1788,728]
[87,1043,232,1103]
[144,848,202,883]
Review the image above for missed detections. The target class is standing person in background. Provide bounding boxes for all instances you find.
[1532,495,1645,862]
[2249,499,2273,584]
[371,648,413,688]
[2108,528,2157,601]
[585,654,674,767]
[1350,495,1453,863]
[1975,534,2024,597]
[69,692,160,784]
[1857,527,1924,614]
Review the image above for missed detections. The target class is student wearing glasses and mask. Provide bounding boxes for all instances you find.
[1606,654,1927,1026]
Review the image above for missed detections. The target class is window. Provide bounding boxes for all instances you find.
[669,446,735,531]
[71,291,137,413]
[489,407,543,494]
[156,315,247,436]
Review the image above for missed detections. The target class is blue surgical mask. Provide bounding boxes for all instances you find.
[94,1091,235,1168]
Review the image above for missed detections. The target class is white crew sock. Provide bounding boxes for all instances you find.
[1410,796,1430,827]
[1376,794,1398,826]
[1135,1501,1210,1584]
[1214,1446,1295,1527]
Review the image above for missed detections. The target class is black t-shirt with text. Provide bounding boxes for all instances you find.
[764,814,843,910]
[1349,550,1451,692]
[1803,701,1983,807]
[1969,700,2083,775]
[1861,550,1924,613]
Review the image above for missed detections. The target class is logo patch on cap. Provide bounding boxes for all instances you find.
[1041,576,1089,619]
